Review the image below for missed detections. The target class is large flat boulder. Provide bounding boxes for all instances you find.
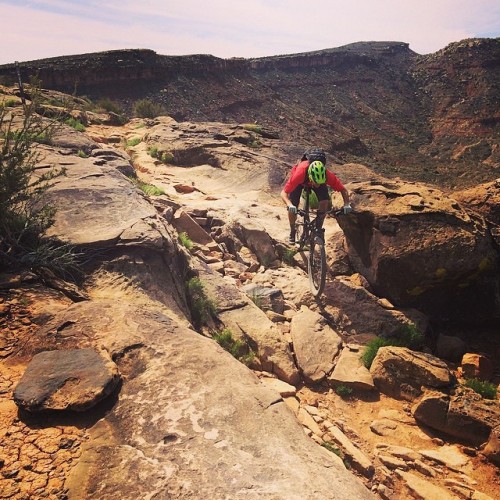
[412,387,500,447]
[27,299,372,499]
[370,346,452,400]
[13,348,119,412]
[337,179,499,321]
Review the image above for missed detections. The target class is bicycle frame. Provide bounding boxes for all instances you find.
[295,187,343,297]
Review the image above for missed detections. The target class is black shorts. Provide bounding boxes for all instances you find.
[289,184,329,207]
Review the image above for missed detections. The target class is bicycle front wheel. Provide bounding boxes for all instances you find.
[308,234,326,297]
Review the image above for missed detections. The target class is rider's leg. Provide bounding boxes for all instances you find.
[315,186,330,229]
[288,186,301,243]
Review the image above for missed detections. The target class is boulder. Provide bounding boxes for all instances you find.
[483,425,500,466]
[329,344,375,391]
[454,179,500,244]
[172,209,216,246]
[412,387,500,446]
[460,353,494,381]
[241,284,286,314]
[322,274,429,339]
[37,300,371,500]
[290,307,342,384]
[13,348,120,412]
[337,179,499,322]
[370,346,452,400]
[229,219,279,267]
[43,150,174,250]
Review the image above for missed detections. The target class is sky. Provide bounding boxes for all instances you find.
[0,0,499,65]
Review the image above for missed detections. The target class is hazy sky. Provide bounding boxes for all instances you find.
[1,0,499,64]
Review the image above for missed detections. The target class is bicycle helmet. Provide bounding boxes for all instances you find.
[308,161,327,184]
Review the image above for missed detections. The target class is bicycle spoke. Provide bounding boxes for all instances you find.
[308,235,326,297]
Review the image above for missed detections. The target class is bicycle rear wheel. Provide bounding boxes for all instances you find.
[308,234,326,297]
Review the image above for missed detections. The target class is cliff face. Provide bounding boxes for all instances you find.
[0,39,498,188]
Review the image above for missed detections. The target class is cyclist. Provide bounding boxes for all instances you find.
[280,149,352,244]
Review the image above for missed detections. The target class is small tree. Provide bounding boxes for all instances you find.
[0,84,76,277]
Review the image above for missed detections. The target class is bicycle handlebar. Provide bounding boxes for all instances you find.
[297,208,347,217]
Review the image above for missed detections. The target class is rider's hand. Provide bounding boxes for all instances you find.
[288,205,297,214]
[342,204,353,214]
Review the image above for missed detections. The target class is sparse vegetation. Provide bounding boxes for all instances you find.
[464,378,497,400]
[96,97,123,115]
[0,84,80,279]
[212,328,255,366]
[64,117,86,132]
[283,247,297,265]
[242,123,263,134]
[335,385,353,398]
[125,137,142,148]
[361,323,424,369]
[178,232,193,250]
[133,99,166,118]
[0,98,17,109]
[128,176,165,196]
[76,150,89,158]
[148,146,174,164]
[187,277,217,328]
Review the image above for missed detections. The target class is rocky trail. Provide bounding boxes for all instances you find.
[0,103,499,499]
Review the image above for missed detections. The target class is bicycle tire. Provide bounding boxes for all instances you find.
[308,234,326,297]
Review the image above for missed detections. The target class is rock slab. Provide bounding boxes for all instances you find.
[14,348,120,412]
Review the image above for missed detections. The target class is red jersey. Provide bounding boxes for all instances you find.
[283,160,345,194]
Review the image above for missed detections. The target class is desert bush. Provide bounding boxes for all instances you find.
[133,99,166,118]
[335,384,353,398]
[0,85,79,278]
[212,328,255,366]
[96,98,123,114]
[464,378,497,400]
[125,137,142,148]
[187,277,217,328]
[64,116,86,131]
[178,232,193,250]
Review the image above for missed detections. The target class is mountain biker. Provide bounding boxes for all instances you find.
[280,149,352,244]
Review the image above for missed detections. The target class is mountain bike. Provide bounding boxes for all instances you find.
[294,187,344,297]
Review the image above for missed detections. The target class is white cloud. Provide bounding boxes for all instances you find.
[0,0,498,64]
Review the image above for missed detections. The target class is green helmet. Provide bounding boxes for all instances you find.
[308,161,326,184]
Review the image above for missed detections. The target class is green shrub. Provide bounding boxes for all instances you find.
[133,99,166,118]
[361,323,424,369]
[148,146,159,158]
[178,232,193,250]
[125,137,142,148]
[187,277,217,328]
[64,117,85,131]
[335,385,353,398]
[96,98,123,114]
[76,150,89,158]
[212,328,255,366]
[283,247,297,265]
[361,337,394,369]
[464,378,497,400]
[242,123,263,134]
[0,84,79,278]
[397,322,425,350]
[138,183,165,196]
[0,98,17,108]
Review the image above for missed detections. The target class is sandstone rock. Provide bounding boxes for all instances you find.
[370,346,452,400]
[436,333,467,362]
[322,275,428,339]
[460,353,494,380]
[412,388,500,446]
[337,179,499,322]
[329,344,375,391]
[229,219,278,267]
[241,284,285,314]
[172,209,216,246]
[328,425,375,478]
[483,425,500,466]
[290,307,342,384]
[56,300,371,499]
[13,349,120,412]
[395,470,457,500]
